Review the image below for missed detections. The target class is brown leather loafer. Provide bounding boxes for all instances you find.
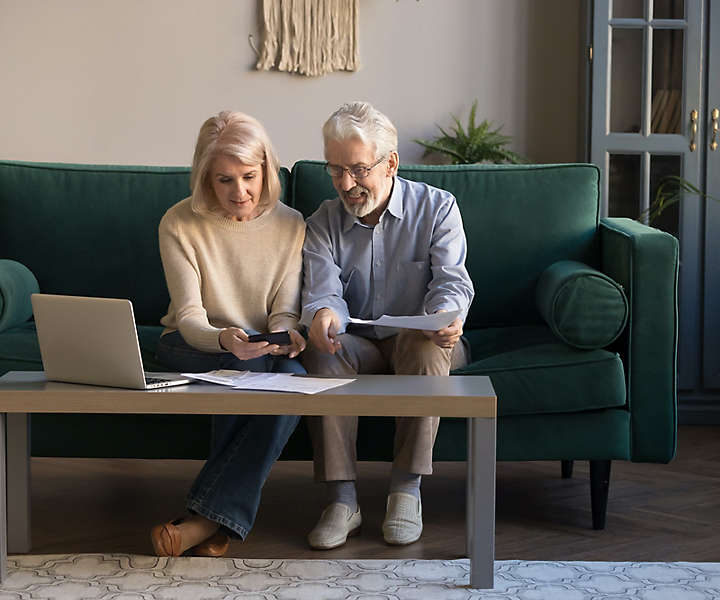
[192,530,231,557]
[150,520,183,557]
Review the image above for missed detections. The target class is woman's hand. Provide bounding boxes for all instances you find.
[270,328,306,359]
[219,327,279,360]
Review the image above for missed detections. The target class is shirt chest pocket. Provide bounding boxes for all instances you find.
[396,261,430,303]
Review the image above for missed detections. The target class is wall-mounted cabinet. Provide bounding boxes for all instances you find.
[588,0,719,420]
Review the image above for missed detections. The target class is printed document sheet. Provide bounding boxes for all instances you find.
[182,370,354,394]
[348,309,461,331]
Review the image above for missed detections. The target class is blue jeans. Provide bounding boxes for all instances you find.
[156,330,304,539]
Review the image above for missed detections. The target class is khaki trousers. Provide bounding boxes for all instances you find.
[301,329,468,481]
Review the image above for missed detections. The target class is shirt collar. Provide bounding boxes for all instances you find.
[340,176,403,233]
[385,177,404,220]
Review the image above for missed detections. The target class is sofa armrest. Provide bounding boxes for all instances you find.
[600,217,679,463]
[0,259,40,333]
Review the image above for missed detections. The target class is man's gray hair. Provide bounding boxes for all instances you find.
[323,101,398,160]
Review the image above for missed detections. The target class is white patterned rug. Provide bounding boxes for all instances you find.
[2,555,719,599]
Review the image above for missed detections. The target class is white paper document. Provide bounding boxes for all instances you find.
[181,370,251,387]
[348,309,462,331]
[182,370,354,394]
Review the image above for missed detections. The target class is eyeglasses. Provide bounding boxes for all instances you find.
[324,156,385,180]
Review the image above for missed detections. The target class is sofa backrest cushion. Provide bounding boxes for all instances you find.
[0,161,290,325]
[290,161,600,328]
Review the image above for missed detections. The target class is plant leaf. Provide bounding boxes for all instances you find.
[414,99,526,164]
[413,139,466,163]
[641,175,720,224]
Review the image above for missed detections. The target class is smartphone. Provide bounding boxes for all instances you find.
[248,331,292,346]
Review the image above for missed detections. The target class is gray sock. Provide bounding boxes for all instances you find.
[389,469,421,498]
[326,480,358,512]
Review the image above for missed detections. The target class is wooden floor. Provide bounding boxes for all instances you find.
[27,425,719,561]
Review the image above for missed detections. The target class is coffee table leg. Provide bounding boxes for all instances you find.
[466,418,474,557]
[0,413,8,582]
[6,413,31,553]
[467,416,495,589]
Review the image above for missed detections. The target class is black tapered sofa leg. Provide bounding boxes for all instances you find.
[589,459,612,530]
[561,460,574,479]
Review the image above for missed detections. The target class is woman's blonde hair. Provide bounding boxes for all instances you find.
[190,111,281,212]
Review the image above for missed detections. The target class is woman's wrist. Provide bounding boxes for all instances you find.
[218,329,228,351]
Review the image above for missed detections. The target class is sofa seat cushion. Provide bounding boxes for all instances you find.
[453,325,626,416]
[0,322,43,373]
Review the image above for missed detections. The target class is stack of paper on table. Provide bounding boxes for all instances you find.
[182,370,354,394]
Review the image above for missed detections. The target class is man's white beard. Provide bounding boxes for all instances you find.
[340,185,382,218]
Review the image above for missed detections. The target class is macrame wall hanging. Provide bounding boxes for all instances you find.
[256,0,360,77]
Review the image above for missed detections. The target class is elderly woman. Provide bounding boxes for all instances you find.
[151,111,306,557]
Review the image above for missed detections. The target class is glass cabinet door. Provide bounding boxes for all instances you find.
[704,1,720,389]
[591,0,705,390]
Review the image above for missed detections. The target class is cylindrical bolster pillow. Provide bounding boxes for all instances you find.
[0,259,40,333]
[536,260,628,350]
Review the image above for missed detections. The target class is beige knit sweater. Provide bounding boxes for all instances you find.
[159,195,305,352]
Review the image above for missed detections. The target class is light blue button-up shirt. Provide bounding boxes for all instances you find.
[301,176,474,339]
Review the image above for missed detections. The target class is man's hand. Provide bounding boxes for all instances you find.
[308,308,342,354]
[269,328,307,359]
[423,315,463,349]
[219,327,279,360]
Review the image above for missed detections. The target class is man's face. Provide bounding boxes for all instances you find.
[325,137,395,220]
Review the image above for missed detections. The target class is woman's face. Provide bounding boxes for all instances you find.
[209,155,264,222]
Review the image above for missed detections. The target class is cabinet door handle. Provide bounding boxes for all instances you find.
[690,109,698,152]
[711,108,719,152]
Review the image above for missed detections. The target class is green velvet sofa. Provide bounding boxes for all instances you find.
[0,159,679,530]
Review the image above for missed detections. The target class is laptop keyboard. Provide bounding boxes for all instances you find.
[145,376,169,386]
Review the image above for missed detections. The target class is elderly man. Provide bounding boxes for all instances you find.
[301,101,474,549]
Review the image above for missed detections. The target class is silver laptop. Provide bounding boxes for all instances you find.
[31,294,191,389]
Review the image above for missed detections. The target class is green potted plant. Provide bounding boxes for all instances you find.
[414,100,526,165]
[640,176,718,225]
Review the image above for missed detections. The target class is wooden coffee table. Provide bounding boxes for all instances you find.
[0,372,496,588]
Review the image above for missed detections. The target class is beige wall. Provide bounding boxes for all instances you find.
[0,0,582,167]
